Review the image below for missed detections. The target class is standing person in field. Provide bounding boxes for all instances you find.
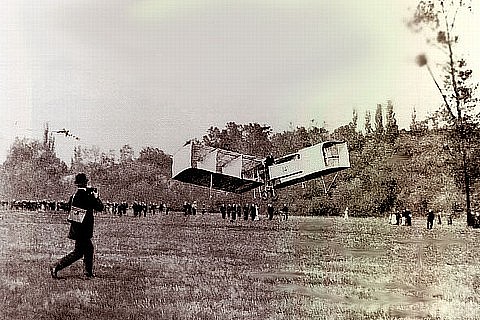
[236,203,242,220]
[282,204,289,221]
[243,203,250,220]
[267,203,274,220]
[395,210,401,225]
[50,173,104,279]
[405,209,412,226]
[427,209,435,229]
[220,204,226,219]
[250,203,256,221]
[192,201,197,215]
[231,203,237,222]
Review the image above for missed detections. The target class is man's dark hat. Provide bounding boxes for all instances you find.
[74,173,89,185]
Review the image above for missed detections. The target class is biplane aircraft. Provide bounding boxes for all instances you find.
[172,141,350,198]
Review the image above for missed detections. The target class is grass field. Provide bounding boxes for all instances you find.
[1,210,480,319]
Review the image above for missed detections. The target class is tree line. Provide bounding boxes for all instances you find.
[1,100,475,218]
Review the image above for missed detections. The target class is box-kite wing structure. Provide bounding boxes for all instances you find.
[172,141,350,194]
[268,141,350,189]
[172,143,264,193]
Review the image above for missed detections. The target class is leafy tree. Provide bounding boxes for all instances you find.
[203,126,222,149]
[271,124,329,158]
[385,100,399,144]
[203,122,273,157]
[342,135,398,216]
[138,147,172,176]
[409,0,479,225]
[120,144,134,163]
[364,110,373,135]
[410,108,429,135]
[203,122,242,152]
[270,129,296,158]
[1,137,68,200]
[71,146,85,172]
[374,104,384,138]
[391,130,455,214]
[242,123,272,158]
[223,122,243,152]
[332,109,365,152]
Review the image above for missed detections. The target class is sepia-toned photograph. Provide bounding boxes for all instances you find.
[1,1,480,319]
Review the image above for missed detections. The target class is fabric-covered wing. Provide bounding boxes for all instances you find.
[172,143,264,193]
[268,141,350,189]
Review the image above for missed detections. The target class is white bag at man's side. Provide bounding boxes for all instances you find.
[67,206,87,223]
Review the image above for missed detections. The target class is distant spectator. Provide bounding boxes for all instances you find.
[267,203,274,220]
[236,204,241,220]
[427,209,435,229]
[243,204,249,220]
[220,204,226,219]
[282,204,289,221]
[395,210,401,225]
[405,209,412,226]
[474,212,480,228]
[389,212,396,224]
[192,201,197,215]
[254,204,260,221]
[231,204,237,222]
[250,204,256,221]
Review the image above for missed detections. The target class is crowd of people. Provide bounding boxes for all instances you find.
[2,198,466,228]
[0,199,170,217]
[387,207,457,229]
[426,209,454,229]
[1,197,291,221]
[218,203,259,221]
[1,199,69,212]
[179,201,289,222]
[389,209,413,226]
[104,201,169,217]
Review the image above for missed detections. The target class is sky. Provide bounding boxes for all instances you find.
[1,0,479,163]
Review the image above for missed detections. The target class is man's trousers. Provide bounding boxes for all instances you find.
[56,238,94,274]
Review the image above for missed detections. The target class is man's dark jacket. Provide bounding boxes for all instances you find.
[68,188,104,240]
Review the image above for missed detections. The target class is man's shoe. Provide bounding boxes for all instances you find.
[50,266,58,279]
[84,272,95,279]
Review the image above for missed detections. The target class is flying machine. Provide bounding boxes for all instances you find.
[172,140,350,199]
[52,128,80,140]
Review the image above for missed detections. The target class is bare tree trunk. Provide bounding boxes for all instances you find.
[463,150,473,226]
